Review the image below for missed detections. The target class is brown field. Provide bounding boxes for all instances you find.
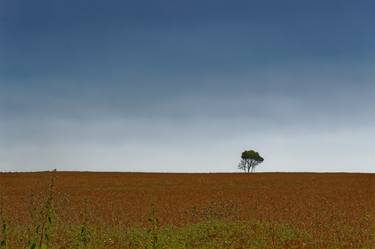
[1,172,375,248]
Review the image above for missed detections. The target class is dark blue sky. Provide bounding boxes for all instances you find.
[1,0,375,172]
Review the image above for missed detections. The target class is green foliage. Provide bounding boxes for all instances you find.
[145,204,161,249]
[0,218,8,249]
[28,241,36,249]
[76,199,91,249]
[28,175,56,249]
[0,194,8,249]
[238,150,264,173]
[241,150,264,162]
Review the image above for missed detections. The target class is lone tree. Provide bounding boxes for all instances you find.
[238,150,264,173]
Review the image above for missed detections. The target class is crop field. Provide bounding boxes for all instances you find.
[0,172,375,248]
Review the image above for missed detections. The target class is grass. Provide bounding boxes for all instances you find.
[5,219,313,249]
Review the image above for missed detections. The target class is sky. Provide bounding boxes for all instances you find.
[1,0,375,172]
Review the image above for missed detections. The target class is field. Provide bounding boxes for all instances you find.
[1,172,375,248]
